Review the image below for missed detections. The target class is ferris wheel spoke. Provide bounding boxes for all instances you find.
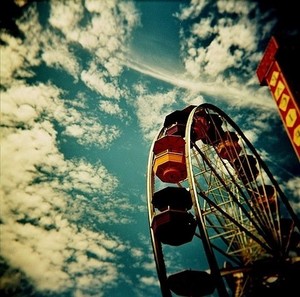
[192,144,274,246]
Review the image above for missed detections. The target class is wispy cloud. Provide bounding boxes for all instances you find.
[81,62,123,99]
[126,57,276,110]
[133,85,179,141]
[122,0,284,165]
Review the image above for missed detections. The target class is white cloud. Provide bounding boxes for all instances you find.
[99,100,123,116]
[0,29,40,87]
[49,0,139,79]
[202,38,236,77]
[62,118,121,147]
[176,0,207,21]
[177,0,275,87]
[63,159,119,195]
[181,92,205,106]
[1,5,81,81]
[85,0,116,13]
[0,218,124,294]
[81,62,123,99]
[140,275,159,287]
[217,0,255,15]
[124,0,278,119]
[104,57,123,77]
[134,86,178,141]
[126,57,276,110]
[1,51,124,297]
[49,0,84,36]
[191,17,215,39]
[2,82,120,148]
[286,176,300,213]
[1,91,125,295]
[1,148,123,295]
[41,34,80,80]
[242,128,259,145]
[2,0,139,102]
[182,18,258,79]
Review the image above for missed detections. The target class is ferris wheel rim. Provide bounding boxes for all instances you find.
[185,105,230,296]
[146,103,299,297]
[146,126,172,297]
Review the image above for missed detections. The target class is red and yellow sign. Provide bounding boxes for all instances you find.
[256,36,278,85]
[265,61,300,159]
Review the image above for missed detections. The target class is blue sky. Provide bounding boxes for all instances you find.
[1,1,299,296]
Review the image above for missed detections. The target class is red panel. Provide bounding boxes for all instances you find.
[256,36,279,85]
[153,135,185,155]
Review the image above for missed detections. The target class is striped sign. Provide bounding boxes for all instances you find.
[265,61,300,159]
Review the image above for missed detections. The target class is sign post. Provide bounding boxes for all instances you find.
[256,35,300,160]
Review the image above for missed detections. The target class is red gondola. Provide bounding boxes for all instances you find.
[192,110,210,141]
[251,185,277,212]
[153,135,187,183]
[198,114,225,145]
[216,131,241,161]
[151,209,196,246]
[232,154,259,183]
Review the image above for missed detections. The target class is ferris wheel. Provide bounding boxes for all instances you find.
[146,103,300,297]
